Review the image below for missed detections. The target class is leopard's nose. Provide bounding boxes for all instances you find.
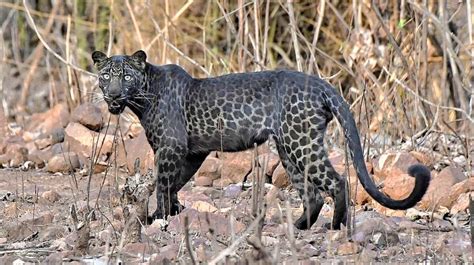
[108,86,121,99]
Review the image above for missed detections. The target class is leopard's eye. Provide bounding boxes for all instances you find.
[102,73,110,80]
[124,75,132,81]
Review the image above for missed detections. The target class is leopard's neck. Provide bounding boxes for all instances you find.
[126,63,194,122]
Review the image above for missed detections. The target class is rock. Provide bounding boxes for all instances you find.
[212,177,233,188]
[451,192,472,214]
[9,146,28,168]
[191,201,218,213]
[26,104,69,135]
[46,152,81,173]
[125,123,143,138]
[150,244,179,263]
[348,176,371,205]
[70,102,103,131]
[1,143,29,168]
[257,152,280,176]
[22,131,41,142]
[300,244,320,257]
[34,128,65,150]
[220,150,253,183]
[27,151,46,168]
[336,242,360,255]
[34,138,54,150]
[381,172,416,201]
[168,208,245,237]
[223,183,243,198]
[352,211,398,245]
[374,152,420,180]
[122,242,157,256]
[264,185,281,204]
[178,189,214,208]
[0,154,8,167]
[195,156,222,182]
[64,122,115,164]
[419,166,467,210]
[371,231,400,246]
[409,151,432,166]
[445,178,474,208]
[123,131,154,174]
[41,190,61,203]
[272,163,290,188]
[194,176,214,187]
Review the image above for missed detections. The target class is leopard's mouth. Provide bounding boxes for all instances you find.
[108,100,126,115]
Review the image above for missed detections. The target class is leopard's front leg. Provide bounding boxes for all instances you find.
[151,144,187,220]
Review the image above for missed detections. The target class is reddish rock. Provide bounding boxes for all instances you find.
[272,163,290,188]
[348,177,371,205]
[445,178,474,208]
[123,131,154,174]
[374,152,420,181]
[46,152,81,173]
[125,123,143,138]
[336,242,360,255]
[26,104,70,135]
[257,152,280,176]
[194,176,214,187]
[420,166,467,210]
[220,150,253,183]
[195,156,222,182]
[381,172,416,201]
[70,102,104,131]
[409,151,432,166]
[34,137,54,150]
[450,192,472,214]
[64,122,115,164]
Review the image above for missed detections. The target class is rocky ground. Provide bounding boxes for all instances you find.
[0,103,472,263]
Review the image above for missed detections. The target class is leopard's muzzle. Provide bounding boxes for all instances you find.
[106,88,127,115]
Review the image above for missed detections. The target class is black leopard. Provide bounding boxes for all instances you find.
[92,50,431,230]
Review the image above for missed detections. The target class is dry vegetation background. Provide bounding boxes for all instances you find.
[0,0,473,263]
[1,0,472,139]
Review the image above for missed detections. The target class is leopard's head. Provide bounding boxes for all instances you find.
[91,50,147,115]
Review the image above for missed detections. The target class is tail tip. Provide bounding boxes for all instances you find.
[408,164,431,182]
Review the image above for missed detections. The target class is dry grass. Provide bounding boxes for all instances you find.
[1,0,471,145]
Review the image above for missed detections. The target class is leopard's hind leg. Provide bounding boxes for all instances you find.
[318,157,348,230]
[274,138,324,230]
[278,118,348,229]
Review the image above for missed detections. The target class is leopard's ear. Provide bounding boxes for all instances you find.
[130,50,147,70]
[92,51,108,68]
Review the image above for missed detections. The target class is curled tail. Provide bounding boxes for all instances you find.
[323,87,430,209]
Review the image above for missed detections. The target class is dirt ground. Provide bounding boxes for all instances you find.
[0,167,471,264]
